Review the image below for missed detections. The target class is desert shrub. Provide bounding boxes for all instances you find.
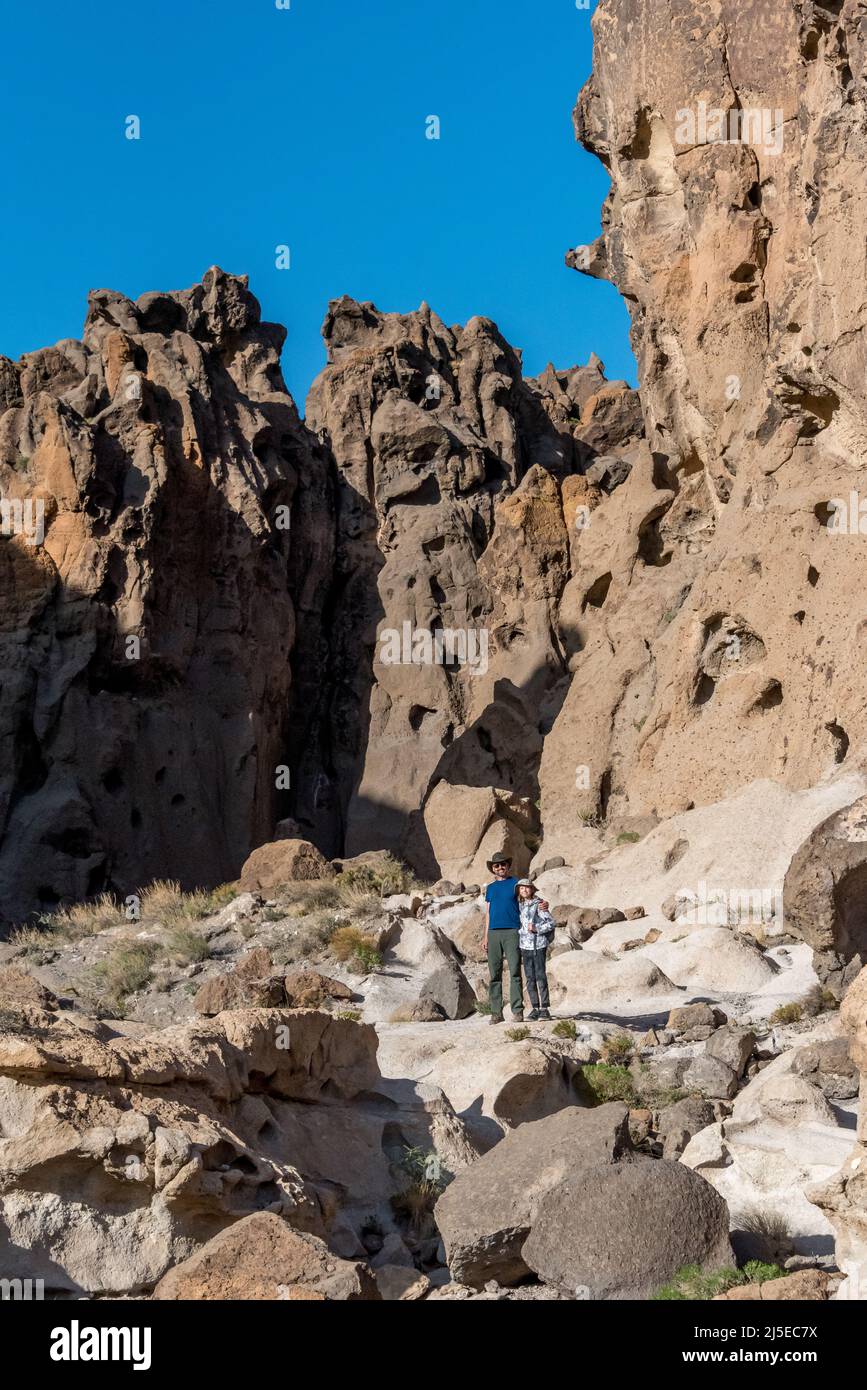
[139,880,185,921]
[340,853,413,898]
[330,926,382,974]
[580,1063,637,1106]
[601,1032,635,1063]
[86,942,161,1013]
[769,1001,803,1026]
[25,893,123,943]
[652,1261,786,1301]
[802,983,837,1017]
[578,811,602,827]
[183,883,238,918]
[334,881,382,916]
[617,832,640,845]
[165,927,211,965]
[391,1146,451,1235]
[335,1009,362,1022]
[737,1208,791,1241]
[282,880,343,913]
[474,998,493,1016]
[505,1026,530,1041]
[552,1018,577,1040]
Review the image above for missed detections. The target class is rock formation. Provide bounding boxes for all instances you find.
[809,965,867,1298]
[0,267,333,921]
[551,0,867,858]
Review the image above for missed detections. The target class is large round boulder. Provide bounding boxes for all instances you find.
[434,1103,631,1287]
[522,1157,733,1299]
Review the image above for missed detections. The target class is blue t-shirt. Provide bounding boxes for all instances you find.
[485,877,520,931]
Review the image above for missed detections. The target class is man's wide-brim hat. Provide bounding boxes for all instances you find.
[487,851,513,872]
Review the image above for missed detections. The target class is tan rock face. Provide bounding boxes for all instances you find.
[542,0,867,855]
[0,267,334,919]
[304,297,641,875]
[0,1003,383,1293]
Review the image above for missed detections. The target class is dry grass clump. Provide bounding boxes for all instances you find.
[139,880,236,927]
[330,925,383,974]
[13,893,123,946]
[83,941,162,1015]
[164,927,212,965]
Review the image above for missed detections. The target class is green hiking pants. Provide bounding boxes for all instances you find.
[487,928,523,1016]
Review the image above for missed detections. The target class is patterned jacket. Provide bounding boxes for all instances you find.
[518,897,555,951]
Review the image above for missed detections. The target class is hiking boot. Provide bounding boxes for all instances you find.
[527,1008,540,1021]
[539,1009,551,1020]
[489,1012,504,1025]
[512,1012,524,1024]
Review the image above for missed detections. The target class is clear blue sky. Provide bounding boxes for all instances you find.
[1,0,634,411]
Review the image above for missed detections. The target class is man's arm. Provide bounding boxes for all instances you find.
[484,898,490,950]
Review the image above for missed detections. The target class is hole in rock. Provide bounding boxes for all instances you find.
[582,572,612,611]
[808,566,820,587]
[638,514,672,567]
[409,705,437,732]
[102,768,124,794]
[694,674,716,707]
[793,611,806,624]
[598,768,612,821]
[826,721,850,764]
[752,679,783,711]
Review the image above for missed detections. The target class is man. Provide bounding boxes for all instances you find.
[483,852,524,1025]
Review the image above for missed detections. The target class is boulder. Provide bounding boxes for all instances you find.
[548,949,677,1014]
[808,966,867,1298]
[193,947,282,1015]
[647,928,776,992]
[706,1025,756,1079]
[419,958,476,1020]
[681,1055,740,1101]
[152,1212,379,1300]
[658,1097,715,1159]
[282,970,354,1009]
[420,784,536,886]
[523,1157,733,1299]
[434,1103,631,1286]
[667,1003,728,1037]
[374,1265,431,1301]
[783,796,867,960]
[239,839,335,892]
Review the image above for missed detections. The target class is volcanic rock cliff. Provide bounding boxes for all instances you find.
[0,268,333,920]
[555,0,867,842]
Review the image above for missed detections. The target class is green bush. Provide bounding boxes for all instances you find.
[617,832,640,844]
[552,1018,577,1040]
[580,1063,637,1106]
[505,1025,530,1041]
[653,1262,786,1301]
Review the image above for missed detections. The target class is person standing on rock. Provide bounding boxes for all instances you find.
[483,852,525,1024]
[516,879,554,1021]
